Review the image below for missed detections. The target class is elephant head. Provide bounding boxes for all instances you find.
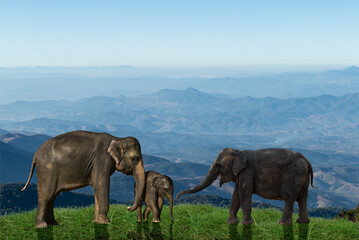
[107,137,145,212]
[176,148,247,198]
[153,176,174,221]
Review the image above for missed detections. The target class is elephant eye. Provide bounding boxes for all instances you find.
[132,156,140,163]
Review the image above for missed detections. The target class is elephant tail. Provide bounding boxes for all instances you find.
[21,155,37,191]
[305,157,316,189]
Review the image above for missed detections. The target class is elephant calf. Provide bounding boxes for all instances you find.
[177,148,315,225]
[135,171,174,222]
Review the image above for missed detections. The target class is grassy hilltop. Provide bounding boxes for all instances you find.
[0,204,358,240]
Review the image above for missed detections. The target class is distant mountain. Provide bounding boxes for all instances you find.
[0,132,50,153]
[289,148,359,167]
[0,183,118,215]
[1,90,359,156]
[0,118,106,136]
[1,66,359,103]
[145,162,210,179]
[1,90,359,162]
[307,189,356,209]
[0,142,35,184]
[153,88,220,105]
[313,166,359,204]
[143,155,170,165]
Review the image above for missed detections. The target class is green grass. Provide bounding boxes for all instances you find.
[0,204,358,239]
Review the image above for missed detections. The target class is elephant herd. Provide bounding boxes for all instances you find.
[22,131,314,228]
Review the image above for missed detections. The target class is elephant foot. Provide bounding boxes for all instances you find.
[35,221,48,229]
[152,219,161,223]
[278,218,292,226]
[93,216,110,224]
[296,217,310,224]
[241,218,254,225]
[226,217,239,224]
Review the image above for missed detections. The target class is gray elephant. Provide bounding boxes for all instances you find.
[22,130,146,228]
[177,148,314,225]
[135,171,174,222]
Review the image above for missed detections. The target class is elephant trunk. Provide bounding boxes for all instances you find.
[128,161,145,212]
[176,160,220,199]
[167,193,174,221]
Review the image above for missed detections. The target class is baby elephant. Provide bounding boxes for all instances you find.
[135,171,174,222]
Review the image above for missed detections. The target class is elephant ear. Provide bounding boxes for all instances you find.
[152,177,162,190]
[232,151,247,176]
[107,140,125,165]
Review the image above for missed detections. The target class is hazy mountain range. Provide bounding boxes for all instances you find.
[1,66,359,103]
[0,88,359,158]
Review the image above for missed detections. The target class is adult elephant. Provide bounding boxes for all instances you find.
[22,130,146,228]
[176,148,314,225]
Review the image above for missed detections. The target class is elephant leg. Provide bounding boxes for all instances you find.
[296,189,310,224]
[46,194,59,225]
[240,194,254,225]
[227,184,240,224]
[158,196,164,213]
[279,196,295,225]
[146,197,160,222]
[143,206,151,221]
[35,201,49,228]
[136,201,143,222]
[92,180,110,224]
[239,181,254,225]
[35,181,58,228]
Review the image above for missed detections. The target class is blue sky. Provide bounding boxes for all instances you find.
[0,0,358,67]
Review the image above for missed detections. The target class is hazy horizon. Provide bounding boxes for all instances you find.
[0,64,353,72]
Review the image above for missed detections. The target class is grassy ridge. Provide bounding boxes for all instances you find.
[0,204,358,239]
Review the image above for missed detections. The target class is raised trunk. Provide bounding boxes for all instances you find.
[176,160,220,198]
[128,161,145,212]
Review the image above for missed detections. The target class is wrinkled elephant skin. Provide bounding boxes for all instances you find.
[22,131,146,228]
[135,171,174,222]
[177,148,314,225]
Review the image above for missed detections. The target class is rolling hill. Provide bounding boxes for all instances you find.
[0,141,35,184]
[0,132,51,153]
[1,89,359,157]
